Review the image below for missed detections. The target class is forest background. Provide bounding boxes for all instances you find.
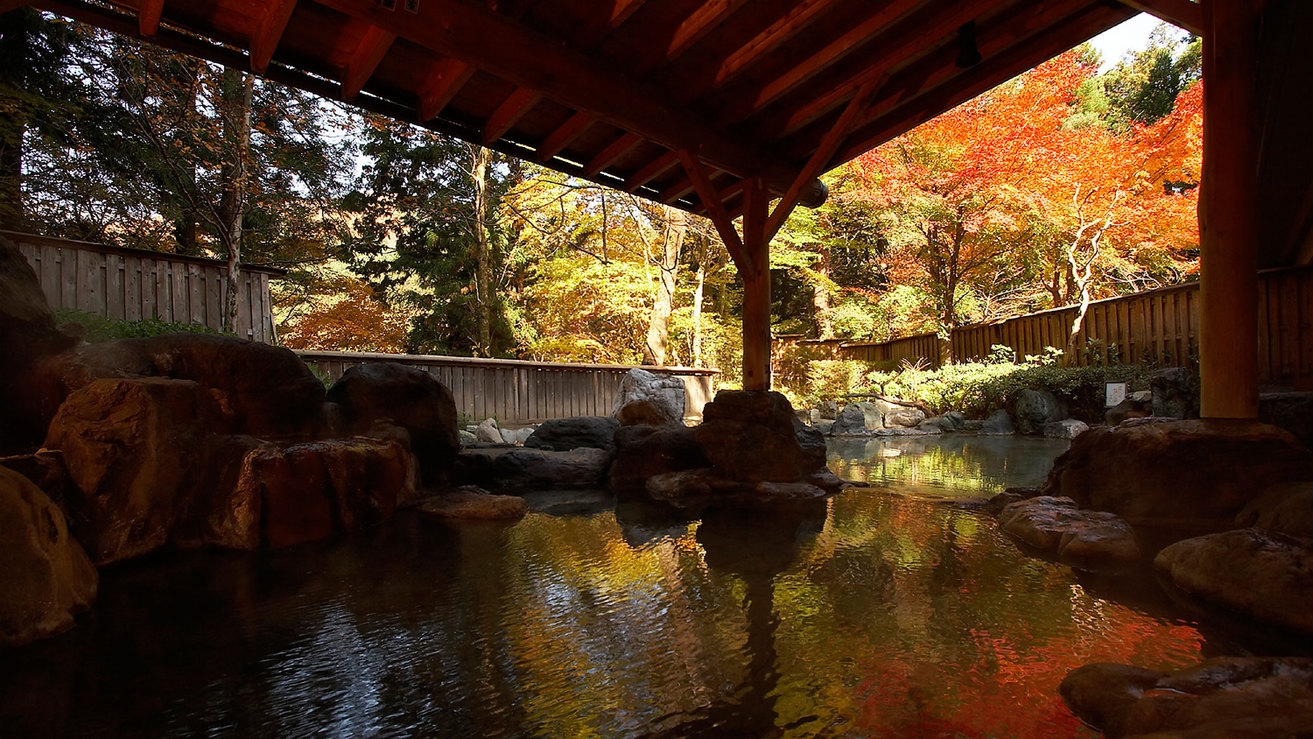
[0,10,1202,388]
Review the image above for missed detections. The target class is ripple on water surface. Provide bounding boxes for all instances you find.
[0,436,1209,737]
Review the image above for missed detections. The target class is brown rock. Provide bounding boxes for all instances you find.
[456,446,611,489]
[611,368,685,426]
[0,465,97,648]
[1235,481,1313,538]
[325,363,459,486]
[0,234,77,453]
[693,390,826,483]
[251,438,413,549]
[1061,657,1313,738]
[998,496,1141,571]
[1154,528,1313,635]
[608,424,708,494]
[21,333,325,442]
[418,488,528,521]
[1041,419,1313,531]
[45,377,213,564]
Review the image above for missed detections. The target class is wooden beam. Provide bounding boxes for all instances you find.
[623,149,679,192]
[417,58,474,121]
[1198,0,1260,418]
[763,75,881,243]
[570,0,647,50]
[695,0,835,95]
[314,0,822,205]
[137,0,162,36]
[341,25,396,100]
[536,112,594,163]
[678,150,746,267]
[739,178,772,391]
[483,87,541,144]
[583,132,642,177]
[655,0,751,68]
[830,2,1136,166]
[720,0,924,120]
[249,0,297,74]
[1119,0,1204,36]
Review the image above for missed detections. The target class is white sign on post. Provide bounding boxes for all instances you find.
[1105,382,1128,407]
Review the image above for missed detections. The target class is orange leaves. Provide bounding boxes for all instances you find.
[279,276,412,353]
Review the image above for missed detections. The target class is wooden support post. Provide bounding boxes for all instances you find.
[740,179,771,390]
[1198,0,1261,419]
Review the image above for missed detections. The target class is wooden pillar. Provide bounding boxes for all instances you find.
[741,179,771,390]
[1198,0,1261,419]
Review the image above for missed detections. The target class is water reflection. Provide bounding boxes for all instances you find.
[828,435,1072,498]
[0,438,1212,738]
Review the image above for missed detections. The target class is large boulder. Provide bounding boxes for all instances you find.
[608,424,708,494]
[1150,366,1198,419]
[882,406,926,429]
[525,416,620,453]
[611,368,686,426]
[830,401,882,435]
[324,363,459,486]
[997,496,1140,572]
[694,390,826,483]
[1155,528,1313,635]
[21,333,325,440]
[0,234,77,453]
[45,377,215,565]
[1061,657,1313,738]
[0,465,98,648]
[979,409,1015,435]
[1040,419,1313,531]
[1235,481,1313,538]
[1010,388,1067,435]
[1259,391,1313,449]
[1043,419,1088,439]
[456,447,611,489]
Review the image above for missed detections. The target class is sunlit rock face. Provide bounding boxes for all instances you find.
[1040,419,1313,533]
[0,466,97,648]
[694,390,826,484]
[611,368,686,426]
[325,363,458,487]
[997,496,1140,573]
[1061,657,1313,737]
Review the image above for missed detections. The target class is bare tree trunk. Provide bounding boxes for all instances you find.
[470,145,494,356]
[1065,189,1121,360]
[812,247,834,339]
[691,261,705,367]
[217,68,253,334]
[643,206,686,365]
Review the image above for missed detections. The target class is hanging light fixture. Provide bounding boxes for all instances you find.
[956,21,982,68]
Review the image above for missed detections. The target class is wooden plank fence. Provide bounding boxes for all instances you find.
[833,265,1313,386]
[298,350,719,426]
[7,230,280,344]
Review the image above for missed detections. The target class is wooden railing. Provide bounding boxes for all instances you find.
[802,265,1313,386]
[9,230,281,344]
[298,350,719,426]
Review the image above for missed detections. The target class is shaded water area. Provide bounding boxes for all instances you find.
[2,437,1216,737]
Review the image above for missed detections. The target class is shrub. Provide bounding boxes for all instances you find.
[53,308,228,343]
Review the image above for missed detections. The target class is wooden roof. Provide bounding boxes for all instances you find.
[29,0,1162,218]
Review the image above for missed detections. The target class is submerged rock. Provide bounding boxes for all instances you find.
[1155,528,1313,636]
[0,465,97,648]
[1061,657,1313,738]
[997,496,1140,572]
[325,363,459,487]
[418,487,527,521]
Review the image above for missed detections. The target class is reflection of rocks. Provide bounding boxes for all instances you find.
[697,499,826,578]
[0,465,98,648]
[997,496,1140,572]
[1155,529,1313,636]
[1061,657,1313,738]
[1041,419,1313,532]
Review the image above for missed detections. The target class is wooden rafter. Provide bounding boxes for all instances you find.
[536,112,595,163]
[569,0,647,50]
[583,132,642,177]
[645,0,751,71]
[678,151,746,267]
[1120,0,1203,36]
[313,0,819,204]
[682,0,836,97]
[623,150,679,193]
[249,0,298,74]
[484,88,541,144]
[137,0,162,36]
[417,58,474,122]
[341,25,396,100]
